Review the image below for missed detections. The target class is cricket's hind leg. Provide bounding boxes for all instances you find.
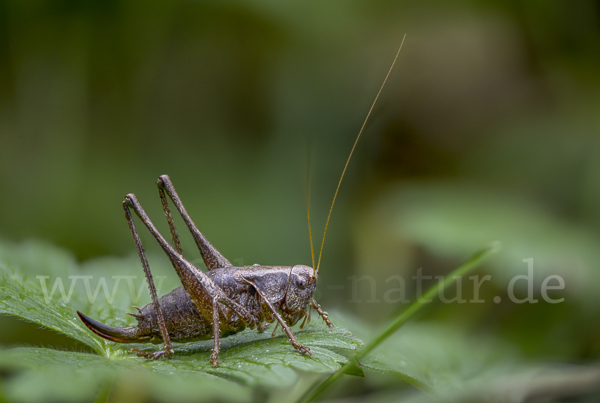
[157,174,231,271]
[123,192,259,365]
[123,196,174,359]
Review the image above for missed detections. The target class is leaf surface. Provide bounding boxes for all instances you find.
[0,240,363,401]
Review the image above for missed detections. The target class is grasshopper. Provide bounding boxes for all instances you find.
[77,38,405,366]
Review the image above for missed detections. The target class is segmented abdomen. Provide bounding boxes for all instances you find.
[136,285,213,342]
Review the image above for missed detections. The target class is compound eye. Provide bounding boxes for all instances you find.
[295,276,307,290]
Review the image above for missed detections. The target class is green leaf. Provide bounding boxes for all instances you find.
[133,326,362,387]
[360,322,519,394]
[298,246,498,402]
[0,347,251,403]
[0,239,364,400]
[0,264,102,352]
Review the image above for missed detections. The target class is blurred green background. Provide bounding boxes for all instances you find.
[1,0,600,400]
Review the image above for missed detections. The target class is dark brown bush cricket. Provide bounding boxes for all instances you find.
[78,175,332,365]
[77,38,404,366]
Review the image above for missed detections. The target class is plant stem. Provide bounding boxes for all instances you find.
[298,243,500,403]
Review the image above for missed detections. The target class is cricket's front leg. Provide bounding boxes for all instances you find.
[312,299,334,328]
[261,297,311,356]
[234,277,311,356]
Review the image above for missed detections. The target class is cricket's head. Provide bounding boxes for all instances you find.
[283,264,317,324]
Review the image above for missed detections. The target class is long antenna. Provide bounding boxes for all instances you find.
[306,140,316,269]
[316,34,406,273]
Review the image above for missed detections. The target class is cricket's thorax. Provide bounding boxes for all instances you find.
[224,265,317,328]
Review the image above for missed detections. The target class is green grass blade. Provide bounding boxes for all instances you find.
[298,243,500,403]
